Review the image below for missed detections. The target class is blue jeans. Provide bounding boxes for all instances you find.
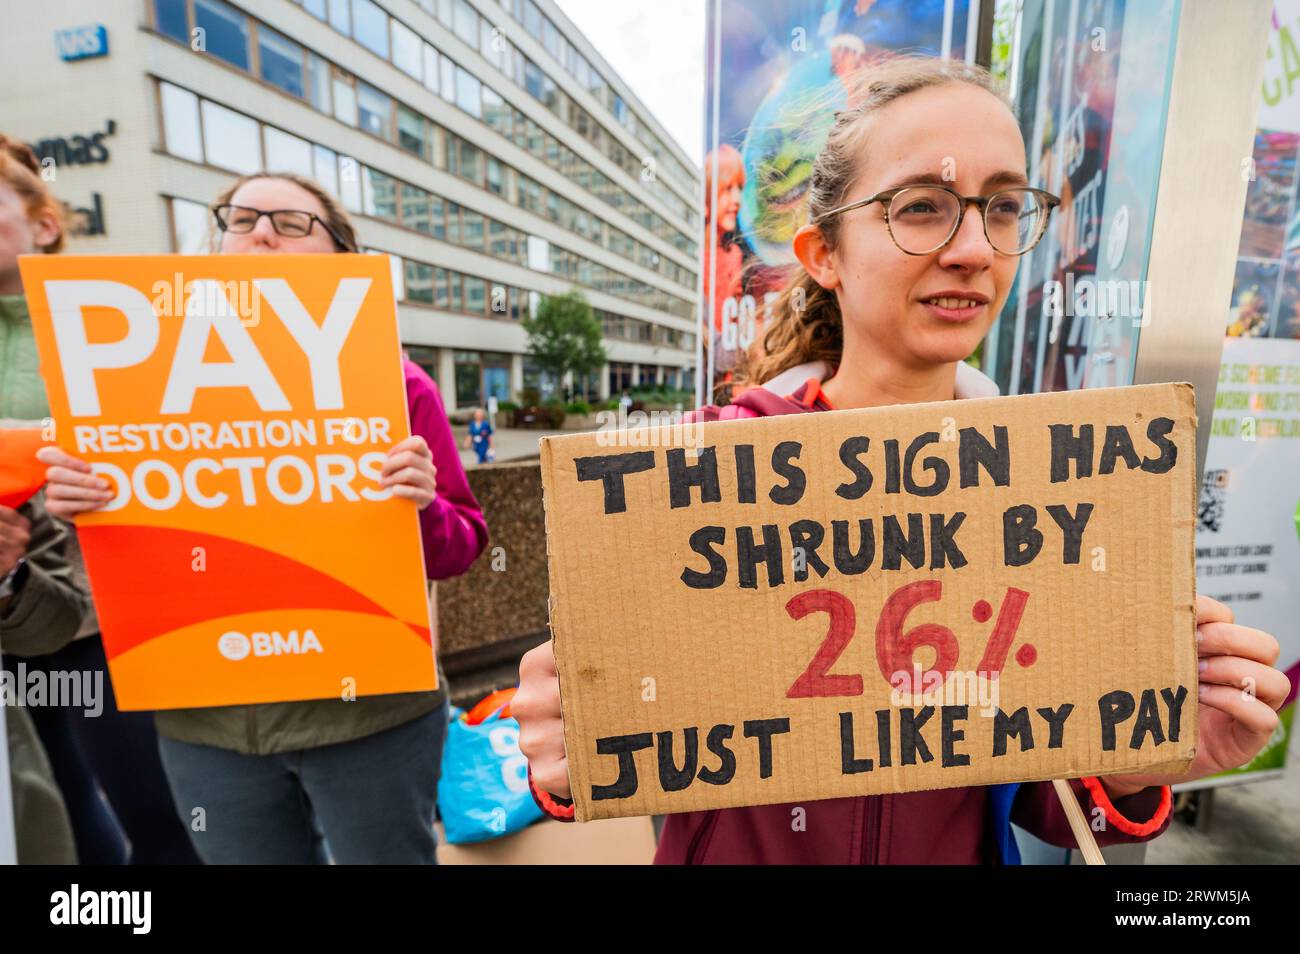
[157,704,449,864]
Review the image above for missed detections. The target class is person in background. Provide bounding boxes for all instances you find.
[39,171,488,864]
[464,407,495,465]
[0,133,199,864]
[1,491,87,864]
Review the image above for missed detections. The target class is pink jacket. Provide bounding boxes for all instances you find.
[404,360,488,579]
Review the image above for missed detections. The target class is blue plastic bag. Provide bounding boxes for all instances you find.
[437,705,544,844]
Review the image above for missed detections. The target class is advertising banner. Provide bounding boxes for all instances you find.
[702,0,973,400]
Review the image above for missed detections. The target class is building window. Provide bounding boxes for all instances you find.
[482,353,512,402]
[454,67,481,118]
[154,0,188,43]
[363,168,397,220]
[397,106,426,158]
[170,197,210,253]
[461,208,484,251]
[160,82,203,163]
[428,196,446,240]
[452,0,478,47]
[400,183,431,233]
[405,261,434,303]
[482,87,509,138]
[449,270,463,312]
[422,44,440,94]
[332,71,357,126]
[339,156,362,212]
[264,127,313,177]
[608,362,633,395]
[523,0,542,38]
[464,276,487,315]
[357,82,392,139]
[435,268,450,308]
[200,100,261,173]
[486,156,503,195]
[307,53,331,112]
[392,19,422,78]
[437,201,458,246]
[328,0,351,35]
[258,26,305,98]
[351,0,389,57]
[439,56,456,104]
[455,351,482,407]
[526,235,548,272]
[302,0,327,19]
[541,16,559,59]
[452,138,483,184]
[313,144,339,196]
[479,17,498,64]
[524,59,543,100]
[194,0,250,70]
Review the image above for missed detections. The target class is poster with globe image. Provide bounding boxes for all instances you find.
[701,0,974,402]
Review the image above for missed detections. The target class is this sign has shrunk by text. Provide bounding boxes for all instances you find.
[540,383,1199,821]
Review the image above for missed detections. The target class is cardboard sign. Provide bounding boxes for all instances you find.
[540,383,1199,821]
[18,254,435,710]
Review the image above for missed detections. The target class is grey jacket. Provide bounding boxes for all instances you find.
[1,491,91,864]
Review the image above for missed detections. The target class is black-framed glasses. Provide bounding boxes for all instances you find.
[212,204,354,251]
[815,185,1061,256]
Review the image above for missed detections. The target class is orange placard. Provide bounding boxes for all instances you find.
[0,429,50,509]
[17,254,435,710]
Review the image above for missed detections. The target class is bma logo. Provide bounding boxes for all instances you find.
[55,24,109,62]
[217,630,323,660]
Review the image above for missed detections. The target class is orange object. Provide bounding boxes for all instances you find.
[0,428,50,509]
[18,254,434,711]
[465,687,516,724]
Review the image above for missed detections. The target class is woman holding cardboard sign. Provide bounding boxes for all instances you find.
[39,172,488,864]
[515,57,1291,863]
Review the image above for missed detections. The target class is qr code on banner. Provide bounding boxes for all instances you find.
[1199,469,1230,533]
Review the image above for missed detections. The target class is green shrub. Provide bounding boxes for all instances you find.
[565,400,592,415]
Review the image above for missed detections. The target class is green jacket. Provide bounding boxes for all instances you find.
[2,492,90,864]
[0,295,48,422]
[3,295,445,755]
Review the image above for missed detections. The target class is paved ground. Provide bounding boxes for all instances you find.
[1145,727,1300,864]
[449,425,563,470]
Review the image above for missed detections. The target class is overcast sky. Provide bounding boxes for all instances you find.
[554,0,705,164]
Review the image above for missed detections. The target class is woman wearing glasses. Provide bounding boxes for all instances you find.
[40,172,489,864]
[514,56,1291,863]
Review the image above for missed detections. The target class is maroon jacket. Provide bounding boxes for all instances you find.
[532,377,1174,863]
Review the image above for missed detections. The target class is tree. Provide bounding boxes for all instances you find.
[521,289,607,401]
